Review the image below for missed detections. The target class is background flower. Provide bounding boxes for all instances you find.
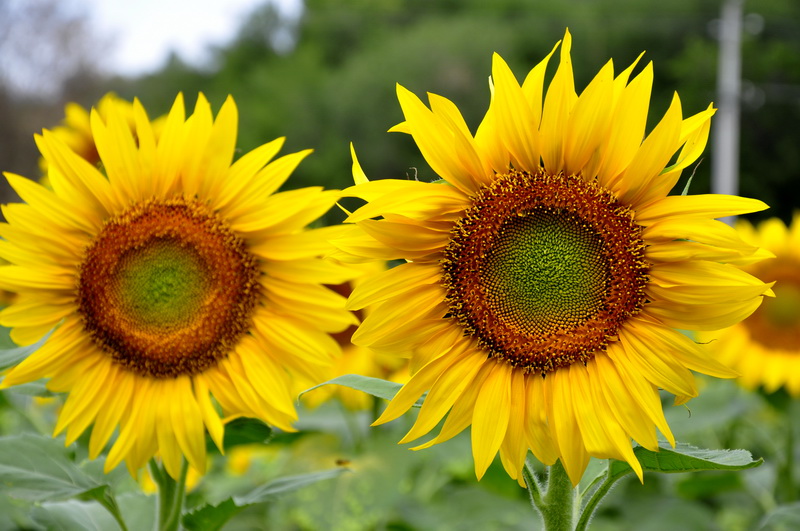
[701,213,800,396]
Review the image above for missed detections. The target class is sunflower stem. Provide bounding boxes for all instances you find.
[776,403,797,503]
[95,492,130,531]
[526,459,577,531]
[523,457,544,509]
[575,462,632,531]
[150,459,189,531]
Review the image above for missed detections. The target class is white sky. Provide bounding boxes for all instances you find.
[82,0,301,75]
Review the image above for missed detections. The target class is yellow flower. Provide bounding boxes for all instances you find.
[303,262,410,411]
[335,30,773,486]
[40,94,134,171]
[701,213,800,395]
[0,93,356,479]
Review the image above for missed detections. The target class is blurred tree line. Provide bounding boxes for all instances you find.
[1,0,798,222]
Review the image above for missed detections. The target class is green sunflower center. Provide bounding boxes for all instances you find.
[78,197,260,378]
[483,210,607,335]
[442,170,648,375]
[116,239,209,330]
[745,259,800,351]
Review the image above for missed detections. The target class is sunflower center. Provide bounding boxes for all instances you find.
[483,210,607,334]
[116,240,209,329]
[744,258,800,351]
[78,197,260,378]
[442,169,648,375]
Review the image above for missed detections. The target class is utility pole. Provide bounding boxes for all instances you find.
[712,0,744,224]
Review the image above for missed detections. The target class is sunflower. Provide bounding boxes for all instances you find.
[700,213,800,396]
[0,93,357,479]
[334,30,773,486]
[40,94,135,172]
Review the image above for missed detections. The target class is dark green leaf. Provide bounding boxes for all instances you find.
[609,442,762,479]
[300,374,424,406]
[182,498,239,531]
[0,327,54,372]
[209,417,273,453]
[0,434,108,502]
[675,471,743,498]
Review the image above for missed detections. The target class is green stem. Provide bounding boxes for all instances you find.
[526,459,577,531]
[776,414,796,504]
[523,458,544,510]
[150,459,189,531]
[575,467,632,531]
[96,493,130,531]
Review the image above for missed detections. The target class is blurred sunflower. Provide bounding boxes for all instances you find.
[303,262,410,411]
[335,30,773,486]
[0,93,356,479]
[701,213,800,396]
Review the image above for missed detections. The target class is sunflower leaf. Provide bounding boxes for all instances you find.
[30,499,119,531]
[235,468,349,505]
[0,327,54,372]
[608,441,762,479]
[182,469,348,530]
[182,498,239,531]
[759,502,800,530]
[300,374,425,407]
[209,417,273,454]
[0,434,109,502]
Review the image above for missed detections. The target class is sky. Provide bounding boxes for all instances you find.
[82,0,300,76]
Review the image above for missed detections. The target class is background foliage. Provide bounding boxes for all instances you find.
[1,0,799,222]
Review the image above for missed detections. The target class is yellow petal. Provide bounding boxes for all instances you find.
[491,53,542,172]
[539,29,577,174]
[400,346,483,444]
[471,361,512,480]
[563,60,614,176]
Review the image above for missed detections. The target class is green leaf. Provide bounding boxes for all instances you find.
[30,500,119,531]
[0,434,108,502]
[759,502,800,530]
[182,498,239,531]
[300,374,424,406]
[235,468,348,505]
[609,442,762,479]
[182,469,348,531]
[675,470,743,498]
[0,327,54,372]
[679,159,702,196]
[207,417,273,453]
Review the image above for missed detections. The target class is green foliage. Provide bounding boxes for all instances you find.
[609,442,762,478]
[301,373,406,403]
[0,434,108,502]
[183,469,347,530]
[0,327,53,372]
[213,418,274,453]
[108,0,800,226]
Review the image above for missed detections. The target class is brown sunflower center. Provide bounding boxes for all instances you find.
[77,197,260,378]
[442,169,649,375]
[744,258,800,351]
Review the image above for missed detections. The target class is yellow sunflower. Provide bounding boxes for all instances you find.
[0,93,357,479]
[40,94,135,172]
[701,213,800,395]
[334,30,773,486]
